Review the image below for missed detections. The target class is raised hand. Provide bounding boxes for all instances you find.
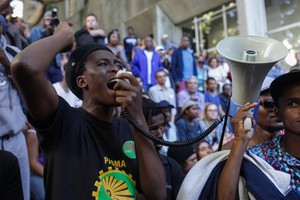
[230,102,257,141]
[54,22,74,52]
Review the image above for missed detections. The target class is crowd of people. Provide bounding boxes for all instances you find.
[1,1,300,199]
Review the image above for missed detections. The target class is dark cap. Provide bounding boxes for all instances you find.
[159,100,174,109]
[270,70,300,104]
[65,44,113,99]
[167,145,195,165]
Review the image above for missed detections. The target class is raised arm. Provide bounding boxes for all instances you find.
[25,128,44,177]
[217,102,257,200]
[88,29,105,37]
[114,72,166,200]
[0,0,11,13]
[11,22,74,125]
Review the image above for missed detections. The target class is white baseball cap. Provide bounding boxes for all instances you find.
[162,34,169,39]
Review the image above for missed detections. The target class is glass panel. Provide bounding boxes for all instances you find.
[266,0,300,68]
[197,3,238,52]
[181,2,238,54]
[201,8,239,49]
[201,12,223,49]
[268,26,300,67]
[266,0,300,30]
[226,7,239,37]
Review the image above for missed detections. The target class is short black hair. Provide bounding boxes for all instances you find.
[107,29,120,43]
[222,83,231,90]
[155,69,166,78]
[182,35,190,40]
[142,97,167,125]
[270,70,300,105]
[86,13,98,21]
[206,77,216,84]
[208,57,218,65]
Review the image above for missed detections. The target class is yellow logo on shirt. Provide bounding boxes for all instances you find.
[104,157,126,168]
[92,167,136,200]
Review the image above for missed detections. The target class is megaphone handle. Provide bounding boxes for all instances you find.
[243,117,252,132]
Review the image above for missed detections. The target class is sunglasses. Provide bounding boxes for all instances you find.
[260,99,275,110]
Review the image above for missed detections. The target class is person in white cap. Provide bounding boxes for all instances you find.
[175,99,206,142]
[162,34,170,50]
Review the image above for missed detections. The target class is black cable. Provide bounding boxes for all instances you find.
[121,109,225,147]
[217,98,232,151]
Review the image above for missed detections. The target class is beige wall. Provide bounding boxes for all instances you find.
[69,0,161,38]
[23,0,230,42]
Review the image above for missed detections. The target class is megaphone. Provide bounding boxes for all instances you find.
[217,36,288,131]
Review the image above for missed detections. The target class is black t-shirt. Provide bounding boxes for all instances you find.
[123,36,137,53]
[0,150,23,200]
[29,97,139,200]
[160,154,184,200]
[75,28,105,47]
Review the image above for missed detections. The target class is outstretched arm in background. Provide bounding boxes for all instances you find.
[0,0,12,13]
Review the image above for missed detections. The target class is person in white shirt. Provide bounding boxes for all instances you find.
[149,69,177,122]
[53,64,82,107]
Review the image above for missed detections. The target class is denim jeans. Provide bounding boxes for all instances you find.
[30,175,45,200]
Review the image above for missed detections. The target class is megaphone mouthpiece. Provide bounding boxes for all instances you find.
[243,49,258,62]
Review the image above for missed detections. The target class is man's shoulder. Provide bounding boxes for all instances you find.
[218,93,226,98]
[175,118,186,126]
[149,84,160,91]
[74,28,89,36]
[248,136,281,156]
[159,154,179,167]
[166,86,175,93]
[196,91,204,97]
[74,28,93,43]
[135,49,145,56]
[177,89,188,96]
[172,48,181,55]
[30,26,44,33]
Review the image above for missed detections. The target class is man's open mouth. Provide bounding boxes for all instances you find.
[107,78,118,90]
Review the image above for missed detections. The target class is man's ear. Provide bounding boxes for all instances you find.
[76,75,87,89]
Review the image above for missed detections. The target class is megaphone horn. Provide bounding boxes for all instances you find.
[217,36,288,105]
[217,36,288,131]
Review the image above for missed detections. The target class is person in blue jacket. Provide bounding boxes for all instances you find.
[131,35,162,93]
[171,36,197,93]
